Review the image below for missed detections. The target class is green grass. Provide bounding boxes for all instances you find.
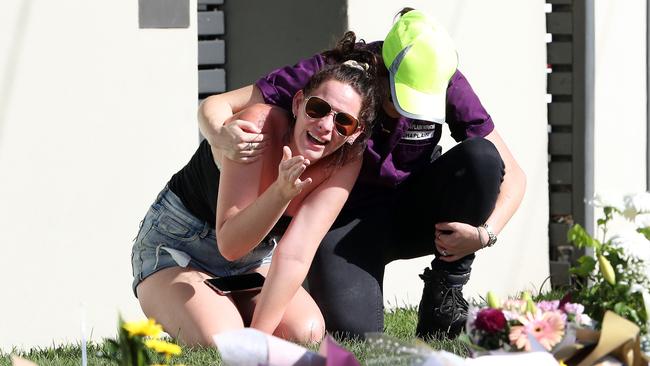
[0,307,468,365]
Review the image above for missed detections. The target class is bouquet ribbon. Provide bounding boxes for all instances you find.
[557,311,649,366]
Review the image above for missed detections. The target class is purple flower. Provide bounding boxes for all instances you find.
[474,308,507,333]
[563,302,584,315]
[537,300,560,312]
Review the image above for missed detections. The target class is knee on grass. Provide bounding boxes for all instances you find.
[276,317,325,344]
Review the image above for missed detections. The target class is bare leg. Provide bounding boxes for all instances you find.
[136,267,244,346]
[233,267,325,343]
[273,287,325,343]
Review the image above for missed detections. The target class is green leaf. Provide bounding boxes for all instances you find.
[568,224,601,250]
[637,227,650,241]
[570,255,597,277]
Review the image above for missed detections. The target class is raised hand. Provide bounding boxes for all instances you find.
[275,146,312,200]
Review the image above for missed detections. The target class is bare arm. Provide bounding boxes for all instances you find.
[482,129,527,234]
[198,85,269,163]
[436,129,527,261]
[249,159,362,334]
[216,145,312,261]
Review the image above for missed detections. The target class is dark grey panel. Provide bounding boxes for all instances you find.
[223,0,347,89]
[198,11,224,36]
[548,102,572,126]
[546,0,572,4]
[199,40,225,65]
[199,69,226,94]
[550,222,571,247]
[550,192,572,215]
[139,0,189,29]
[198,0,223,4]
[549,261,571,287]
[547,42,572,64]
[549,133,572,155]
[550,161,572,184]
[546,12,572,34]
[547,72,572,95]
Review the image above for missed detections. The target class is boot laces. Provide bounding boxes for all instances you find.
[437,285,468,329]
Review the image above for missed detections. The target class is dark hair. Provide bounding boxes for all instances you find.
[396,7,416,19]
[299,57,380,167]
[322,31,388,80]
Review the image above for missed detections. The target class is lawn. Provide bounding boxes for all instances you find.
[0,306,469,366]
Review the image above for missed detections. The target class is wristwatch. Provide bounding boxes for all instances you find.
[480,223,497,248]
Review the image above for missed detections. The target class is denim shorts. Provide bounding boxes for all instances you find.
[131,186,276,296]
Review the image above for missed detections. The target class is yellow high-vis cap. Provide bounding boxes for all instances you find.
[382,10,458,123]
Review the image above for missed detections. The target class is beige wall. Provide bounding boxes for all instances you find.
[348,0,551,305]
[593,0,647,196]
[0,0,197,350]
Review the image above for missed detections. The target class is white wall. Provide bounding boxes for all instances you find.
[593,1,647,197]
[0,0,197,350]
[348,0,550,305]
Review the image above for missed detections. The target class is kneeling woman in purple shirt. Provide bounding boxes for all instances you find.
[200,9,526,339]
[131,60,380,345]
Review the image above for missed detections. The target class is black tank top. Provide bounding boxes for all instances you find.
[167,139,291,234]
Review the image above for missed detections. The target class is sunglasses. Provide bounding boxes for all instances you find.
[304,96,360,137]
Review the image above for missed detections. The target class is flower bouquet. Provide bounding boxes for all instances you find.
[465,292,592,354]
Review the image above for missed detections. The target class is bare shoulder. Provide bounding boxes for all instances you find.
[233,103,291,133]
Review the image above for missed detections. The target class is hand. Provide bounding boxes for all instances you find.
[275,146,312,200]
[434,222,483,262]
[215,119,270,163]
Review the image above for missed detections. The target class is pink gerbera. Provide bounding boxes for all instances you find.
[509,310,565,351]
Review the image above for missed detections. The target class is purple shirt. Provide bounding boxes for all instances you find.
[256,42,494,205]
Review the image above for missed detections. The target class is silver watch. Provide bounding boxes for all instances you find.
[480,223,497,247]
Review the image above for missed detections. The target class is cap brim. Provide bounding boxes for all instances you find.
[389,71,446,124]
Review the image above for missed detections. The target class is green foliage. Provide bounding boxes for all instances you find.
[568,206,650,334]
[100,319,152,366]
[1,308,470,365]
[638,227,650,241]
[568,224,601,251]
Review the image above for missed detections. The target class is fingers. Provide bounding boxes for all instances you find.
[435,222,456,232]
[236,140,269,154]
[235,120,263,134]
[295,177,312,191]
[287,158,308,182]
[438,254,460,262]
[282,146,292,162]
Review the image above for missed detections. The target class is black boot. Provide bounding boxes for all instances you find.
[415,267,470,339]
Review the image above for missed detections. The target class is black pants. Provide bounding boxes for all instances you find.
[306,137,505,338]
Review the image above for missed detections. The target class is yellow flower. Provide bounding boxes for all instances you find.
[122,318,163,338]
[145,339,182,359]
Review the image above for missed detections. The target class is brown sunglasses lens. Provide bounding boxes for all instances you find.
[305,97,359,137]
[305,97,330,119]
[333,114,358,136]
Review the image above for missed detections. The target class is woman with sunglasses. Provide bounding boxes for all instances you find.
[199,8,526,341]
[131,60,380,346]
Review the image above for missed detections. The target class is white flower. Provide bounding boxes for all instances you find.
[630,283,646,294]
[589,192,625,211]
[634,213,650,229]
[610,230,650,263]
[575,313,593,327]
[604,216,640,242]
[624,192,650,217]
